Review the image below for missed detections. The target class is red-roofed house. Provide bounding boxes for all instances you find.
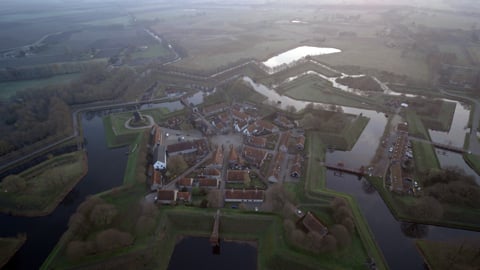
[268,152,285,183]
[155,190,178,204]
[232,109,251,123]
[245,136,267,148]
[243,146,268,168]
[274,115,295,129]
[226,170,250,184]
[203,168,221,179]
[177,178,194,189]
[198,178,220,189]
[177,192,192,203]
[290,154,303,178]
[296,135,305,151]
[224,189,264,203]
[255,120,279,134]
[151,169,162,190]
[228,145,239,166]
[279,132,291,152]
[209,145,224,168]
[202,102,228,116]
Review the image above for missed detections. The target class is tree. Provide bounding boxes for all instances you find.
[290,229,306,247]
[1,175,26,193]
[95,229,134,252]
[167,155,188,176]
[89,203,118,227]
[320,235,337,253]
[207,189,222,208]
[66,240,87,261]
[330,224,351,249]
[77,196,104,216]
[408,196,444,220]
[68,213,89,237]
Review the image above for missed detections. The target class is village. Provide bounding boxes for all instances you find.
[147,100,306,208]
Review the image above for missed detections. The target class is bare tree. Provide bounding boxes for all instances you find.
[95,229,134,252]
[66,240,87,261]
[207,189,222,208]
[330,224,351,249]
[320,235,337,253]
[89,203,118,227]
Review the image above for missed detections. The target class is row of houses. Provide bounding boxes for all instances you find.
[156,188,265,204]
[389,123,410,194]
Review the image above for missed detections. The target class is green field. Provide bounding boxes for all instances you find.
[102,107,180,148]
[131,44,171,60]
[0,151,86,216]
[411,141,440,174]
[282,75,384,110]
[464,153,480,176]
[316,115,370,151]
[0,73,81,100]
[406,110,431,140]
[416,239,480,270]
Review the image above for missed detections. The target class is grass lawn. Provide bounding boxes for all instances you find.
[316,115,369,151]
[464,153,480,176]
[0,235,27,269]
[282,75,384,110]
[103,107,180,148]
[131,44,171,60]
[411,140,440,173]
[416,239,480,270]
[405,110,430,140]
[0,151,86,216]
[0,73,81,100]
[122,131,149,185]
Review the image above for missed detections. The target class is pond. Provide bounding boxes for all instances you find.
[262,46,341,69]
[167,237,257,270]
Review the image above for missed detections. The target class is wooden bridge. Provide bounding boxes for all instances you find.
[431,142,466,154]
[210,209,221,246]
[325,164,366,177]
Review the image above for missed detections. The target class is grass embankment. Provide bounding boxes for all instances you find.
[416,239,480,270]
[0,151,87,216]
[302,132,388,270]
[405,110,430,140]
[103,107,184,148]
[409,99,456,132]
[123,131,149,185]
[281,74,385,110]
[368,176,480,231]
[317,115,369,151]
[43,183,370,270]
[411,140,440,174]
[464,153,480,176]
[0,235,27,269]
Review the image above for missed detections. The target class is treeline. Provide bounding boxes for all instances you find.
[0,60,105,82]
[0,65,137,157]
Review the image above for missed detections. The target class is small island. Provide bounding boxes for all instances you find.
[0,151,87,216]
